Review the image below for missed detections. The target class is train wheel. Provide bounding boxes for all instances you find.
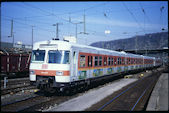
[42,84,56,94]
[47,88,56,94]
[65,89,72,96]
[69,87,77,95]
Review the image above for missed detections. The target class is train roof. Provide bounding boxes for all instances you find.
[34,40,122,54]
[33,40,155,59]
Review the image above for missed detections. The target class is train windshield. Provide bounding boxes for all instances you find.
[31,50,45,62]
[48,50,70,64]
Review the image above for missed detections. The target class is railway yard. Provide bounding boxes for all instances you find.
[1,66,168,111]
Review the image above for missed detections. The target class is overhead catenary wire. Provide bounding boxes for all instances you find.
[3,16,158,39]
[3,2,162,34]
[139,2,146,34]
[2,18,53,41]
[2,15,56,26]
[2,2,166,45]
[3,16,79,41]
[159,6,165,30]
[122,2,146,33]
[6,2,160,20]
[3,18,55,33]
[21,2,108,25]
[6,1,109,33]
[101,2,157,38]
[22,2,107,17]
[21,2,74,24]
[139,3,152,24]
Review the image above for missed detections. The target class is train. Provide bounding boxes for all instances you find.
[1,49,31,78]
[29,39,162,93]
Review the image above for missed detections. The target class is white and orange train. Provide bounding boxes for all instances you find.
[29,39,162,92]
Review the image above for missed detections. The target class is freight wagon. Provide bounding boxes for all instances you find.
[1,50,31,78]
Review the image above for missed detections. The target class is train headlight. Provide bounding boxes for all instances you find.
[30,70,35,75]
[56,71,63,76]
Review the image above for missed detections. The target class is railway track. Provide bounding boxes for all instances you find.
[0,75,124,111]
[86,69,163,111]
[1,77,29,85]
[1,68,165,112]
[0,72,29,79]
[1,94,47,112]
[1,77,30,89]
[1,90,78,112]
[1,85,36,95]
[1,77,36,95]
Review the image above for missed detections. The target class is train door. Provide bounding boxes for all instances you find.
[87,55,93,78]
[71,50,78,81]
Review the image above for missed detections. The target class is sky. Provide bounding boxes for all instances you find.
[1,1,168,46]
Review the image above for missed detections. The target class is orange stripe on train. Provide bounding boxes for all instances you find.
[34,70,70,76]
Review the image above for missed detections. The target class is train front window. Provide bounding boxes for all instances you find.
[31,50,45,62]
[48,50,70,64]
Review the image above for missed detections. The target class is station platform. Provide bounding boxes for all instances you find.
[146,73,168,111]
[44,69,168,111]
[44,78,138,111]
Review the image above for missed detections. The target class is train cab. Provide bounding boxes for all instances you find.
[29,40,72,91]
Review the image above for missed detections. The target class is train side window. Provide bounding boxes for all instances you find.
[125,58,127,65]
[104,57,107,66]
[63,51,70,64]
[88,56,90,67]
[114,57,116,65]
[117,57,119,65]
[80,55,86,67]
[88,56,93,67]
[91,56,93,67]
[133,58,135,64]
[129,58,130,64]
[122,58,124,65]
[136,59,137,64]
[111,57,114,65]
[73,52,76,64]
[137,59,139,64]
[121,57,123,65]
[135,59,136,64]
[119,57,121,65]
[131,58,133,64]
[94,56,98,66]
[99,56,102,66]
[108,57,111,66]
